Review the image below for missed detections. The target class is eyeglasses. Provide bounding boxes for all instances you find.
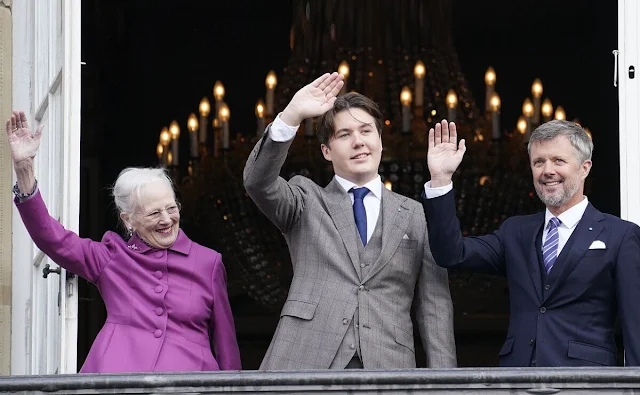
[140,204,180,221]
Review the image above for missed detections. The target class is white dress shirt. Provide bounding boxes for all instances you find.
[271,113,382,243]
[270,113,300,142]
[423,180,590,255]
[542,196,589,254]
[334,175,383,243]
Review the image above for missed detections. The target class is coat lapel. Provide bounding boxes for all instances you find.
[362,188,412,282]
[523,213,545,302]
[321,179,362,278]
[544,203,605,301]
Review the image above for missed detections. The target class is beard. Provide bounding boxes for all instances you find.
[534,177,581,208]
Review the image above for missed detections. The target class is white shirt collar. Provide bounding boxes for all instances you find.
[545,196,589,230]
[334,174,383,200]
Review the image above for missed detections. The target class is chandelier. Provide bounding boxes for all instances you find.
[154,0,591,317]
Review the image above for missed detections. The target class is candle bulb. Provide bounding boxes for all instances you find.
[169,120,180,166]
[156,143,164,164]
[265,71,277,116]
[255,99,265,137]
[517,116,527,135]
[338,61,350,95]
[554,106,566,120]
[159,127,171,167]
[187,113,199,158]
[400,86,412,133]
[541,98,553,123]
[213,81,225,114]
[489,92,501,140]
[218,103,230,150]
[446,89,458,123]
[531,78,543,125]
[484,67,496,112]
[522,98,534,140]
[414,61,426,108]
[198,97,210,144]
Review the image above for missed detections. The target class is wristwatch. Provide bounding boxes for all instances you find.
[12,179,38,199]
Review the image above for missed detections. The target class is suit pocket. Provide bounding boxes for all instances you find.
[394,326,415,353]
[280,299,317,320]
[398,239,418,249]
[499,337,515,356]
[567,340,614,366]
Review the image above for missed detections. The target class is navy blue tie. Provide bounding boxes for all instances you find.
[351,187,370,246]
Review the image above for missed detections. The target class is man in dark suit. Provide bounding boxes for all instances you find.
[423,119,640,367]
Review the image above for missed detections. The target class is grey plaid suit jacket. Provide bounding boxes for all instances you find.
[243,128,457,370]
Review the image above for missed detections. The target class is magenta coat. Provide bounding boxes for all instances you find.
[16,191,242,373]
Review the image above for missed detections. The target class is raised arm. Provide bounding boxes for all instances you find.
[423,119,505,275]
[7,111,112,282]
[243,72,344,232]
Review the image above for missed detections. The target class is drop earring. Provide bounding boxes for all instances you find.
[127,226,133,238]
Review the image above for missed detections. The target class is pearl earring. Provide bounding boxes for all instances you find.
[127,226,133,238]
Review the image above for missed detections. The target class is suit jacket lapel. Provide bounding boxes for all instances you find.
[544,203,605,301]
[321,179,361,278]
[524,213,545,302]
[363,188,412,282]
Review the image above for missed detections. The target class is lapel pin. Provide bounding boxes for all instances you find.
[127,244,139,250]
[397,208,402,212]
[588,227,593,231]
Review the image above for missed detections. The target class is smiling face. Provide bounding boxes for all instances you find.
[529,135,592,215]
[121,180,180,249]
[320,107,383,186]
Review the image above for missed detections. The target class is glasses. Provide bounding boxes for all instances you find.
[139,203,180,221]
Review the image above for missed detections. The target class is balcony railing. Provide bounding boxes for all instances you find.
[1,368,640,394]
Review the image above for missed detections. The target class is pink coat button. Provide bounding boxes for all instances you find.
[154,271,162,279]
[155,307,163,316]
[155,251,164,258]
[154,329,163,338]
[154,285,163,293]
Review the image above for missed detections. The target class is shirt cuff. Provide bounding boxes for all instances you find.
[423,181,453,199]
[270,113,300,142]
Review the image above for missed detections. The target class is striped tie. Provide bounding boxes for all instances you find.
[542,217,561,274]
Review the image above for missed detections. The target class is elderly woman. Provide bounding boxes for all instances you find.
[6,111,241,373]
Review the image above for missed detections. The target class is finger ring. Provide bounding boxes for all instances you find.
[12,127,18,132]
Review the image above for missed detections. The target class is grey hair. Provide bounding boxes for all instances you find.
[527,120,593,162]
[112,167,176,221]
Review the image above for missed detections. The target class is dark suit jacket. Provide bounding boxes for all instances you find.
[423,190,640,367]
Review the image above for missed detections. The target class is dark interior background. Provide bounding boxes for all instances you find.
[78,0,619,369]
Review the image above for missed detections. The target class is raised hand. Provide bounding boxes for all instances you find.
[280,72,344,126]
[427,120,466,187]
[5,111,43,165]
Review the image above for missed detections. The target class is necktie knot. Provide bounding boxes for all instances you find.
[549,217,561,229]
[351,187,370,200]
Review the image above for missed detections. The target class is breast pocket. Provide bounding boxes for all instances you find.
[390,239,418,275]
